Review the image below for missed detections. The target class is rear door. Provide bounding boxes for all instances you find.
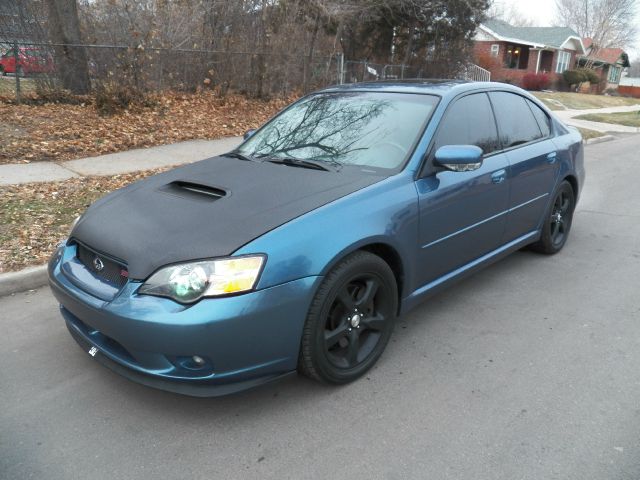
[414,92,509,287]
[489,92,559,242]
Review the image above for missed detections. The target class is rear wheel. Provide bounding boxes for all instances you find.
[530,180,575,254]
[0,66,5,76]
[298,251,397,384]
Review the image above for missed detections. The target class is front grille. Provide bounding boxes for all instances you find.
[76,243,128,289]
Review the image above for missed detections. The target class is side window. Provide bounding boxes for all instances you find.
[489,92,542,148]
[434,93,500,155]
[527,100,551,137]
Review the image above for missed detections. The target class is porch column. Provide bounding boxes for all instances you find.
[535,49,542,74]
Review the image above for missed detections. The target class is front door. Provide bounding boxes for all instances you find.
[415,92,509,288]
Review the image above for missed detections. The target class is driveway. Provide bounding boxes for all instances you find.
[2,136,640,480]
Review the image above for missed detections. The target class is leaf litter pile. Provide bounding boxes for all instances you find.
[0,169,169,273]
[0,92,291,164]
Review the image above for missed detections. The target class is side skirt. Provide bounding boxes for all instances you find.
[400,230,540,315]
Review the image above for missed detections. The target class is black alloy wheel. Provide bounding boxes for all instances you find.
[531,180,575,254]
[298,251,397,384]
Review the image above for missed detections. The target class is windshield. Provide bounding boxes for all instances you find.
[238,92,438,170]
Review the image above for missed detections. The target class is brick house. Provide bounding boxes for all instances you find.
[577,38,630,93]
[473,19,586,87]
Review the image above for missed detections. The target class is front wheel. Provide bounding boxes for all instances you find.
[530,180,575,254]
[298,251,398,384]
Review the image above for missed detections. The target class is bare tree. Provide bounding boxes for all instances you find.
[46,0,90,93]
[554,0,638,48]
[486,1,535,27]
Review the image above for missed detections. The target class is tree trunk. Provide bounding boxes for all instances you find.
[303,12,321,93]
[46,0,90,94]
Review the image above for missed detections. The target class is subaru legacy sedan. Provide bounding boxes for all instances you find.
[48,81,584,396]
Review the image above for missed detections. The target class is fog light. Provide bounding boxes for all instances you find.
[192,355,205,366]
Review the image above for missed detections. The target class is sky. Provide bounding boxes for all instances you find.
[492,0,640,59]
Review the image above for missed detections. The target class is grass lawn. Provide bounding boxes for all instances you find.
[0,76,36,97]
[576,127,606,140]
[574,111,640,128]
[532,91,640,111]
[0,170,166,273]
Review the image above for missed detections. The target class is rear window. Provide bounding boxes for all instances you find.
[489,92,543,148]
[527,100,552,138]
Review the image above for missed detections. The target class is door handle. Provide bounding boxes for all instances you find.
[546,152,557,164]
[491,169,506,184]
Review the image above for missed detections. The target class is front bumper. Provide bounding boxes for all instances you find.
[48,243,321,396]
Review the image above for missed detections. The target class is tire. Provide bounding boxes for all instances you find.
[298,251,398,384]
[0,66,5,77]
[530,180,575,254]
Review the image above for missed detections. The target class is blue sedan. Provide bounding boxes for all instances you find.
[48,81,585,396]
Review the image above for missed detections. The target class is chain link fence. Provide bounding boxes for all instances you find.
[0,42,345,102]
[0,42,489,103]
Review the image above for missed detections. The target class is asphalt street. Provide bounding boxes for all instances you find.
[2,135,640,480]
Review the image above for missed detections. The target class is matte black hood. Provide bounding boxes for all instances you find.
[72,156,384,279]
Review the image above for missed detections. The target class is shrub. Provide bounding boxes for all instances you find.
[563,69,583,86]
[94,82,156,116]
[522,72,551,90]
[579,68,601,84]
[563,68,601,86]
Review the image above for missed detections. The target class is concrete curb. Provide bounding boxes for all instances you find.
[585,135,616,145]
[0,265,48,297]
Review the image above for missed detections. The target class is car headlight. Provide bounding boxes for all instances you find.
[138,255,266,303]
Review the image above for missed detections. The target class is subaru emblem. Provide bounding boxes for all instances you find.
[93,256,104,271]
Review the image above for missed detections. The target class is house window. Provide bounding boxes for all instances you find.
[555,51,571,73]
[490,44,500,57]
[505,45,521,69]
[608,66,621,83]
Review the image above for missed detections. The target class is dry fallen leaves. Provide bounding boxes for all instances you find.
[0,91,294,164]
[0,169,169,273]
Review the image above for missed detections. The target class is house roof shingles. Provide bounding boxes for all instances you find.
[482,19,581,49]
[581,38,627,65]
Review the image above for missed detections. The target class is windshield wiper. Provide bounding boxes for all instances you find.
[263,156,332,172]
[222,151,255,162]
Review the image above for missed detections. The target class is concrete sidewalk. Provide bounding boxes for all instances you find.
[555,105,640,133]
[0,136,243,186]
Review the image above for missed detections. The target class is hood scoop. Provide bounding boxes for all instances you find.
[159,181,227,202]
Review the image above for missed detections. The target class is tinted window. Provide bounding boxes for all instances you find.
[489,92,542,148]
[527,100,551,137]
[434,93,499,154]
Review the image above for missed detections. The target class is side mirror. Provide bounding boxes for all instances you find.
[243,129,256,140]
[433,145,483,172]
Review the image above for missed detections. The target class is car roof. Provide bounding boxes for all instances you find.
[317,79,523,97]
